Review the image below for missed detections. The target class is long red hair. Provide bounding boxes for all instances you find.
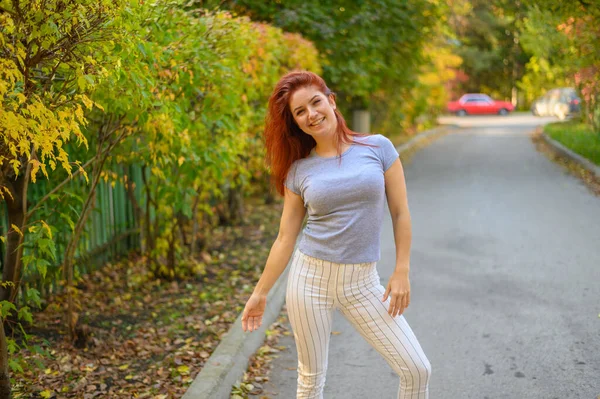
[265,71,370,196]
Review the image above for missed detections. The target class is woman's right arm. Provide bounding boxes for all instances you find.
[253,187,306,296]
[242,188,306,332]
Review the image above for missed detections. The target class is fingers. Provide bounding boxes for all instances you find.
[241,310,248,332]
[241,295,265,332]
[383,285,391,302]
[248,316,262,332]
[387,292,410,317]
[242,312,262,332]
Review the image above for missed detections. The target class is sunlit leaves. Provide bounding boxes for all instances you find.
[0,0,125,197]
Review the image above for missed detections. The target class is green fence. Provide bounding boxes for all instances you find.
[1,163,145,301]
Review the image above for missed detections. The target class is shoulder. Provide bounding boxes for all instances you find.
[354,134,395,152]
[370,134,393,145]
[288,154,314,176]
[355,133,389,145]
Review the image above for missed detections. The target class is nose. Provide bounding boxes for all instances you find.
[308,107,319,121]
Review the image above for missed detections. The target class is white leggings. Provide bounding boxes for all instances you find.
[286,249,431,399]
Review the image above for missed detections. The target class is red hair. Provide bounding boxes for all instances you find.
[264,71,370,196]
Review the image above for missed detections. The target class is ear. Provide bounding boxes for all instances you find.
[328,93,337,110]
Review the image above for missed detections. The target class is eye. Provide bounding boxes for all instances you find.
[296,110,304,116]
[313,99,321,104]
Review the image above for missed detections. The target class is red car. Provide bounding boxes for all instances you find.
[447,93,514,116]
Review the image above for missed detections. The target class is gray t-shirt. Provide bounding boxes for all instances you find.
[285,134,399,263]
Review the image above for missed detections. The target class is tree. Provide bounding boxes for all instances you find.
[519,0,600,131]
[446,0,530,104]
[0,0,126,395]
[197,0,438,127]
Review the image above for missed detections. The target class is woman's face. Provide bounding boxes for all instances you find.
[289,85,337,139]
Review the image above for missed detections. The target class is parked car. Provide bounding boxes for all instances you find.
[531,88,580,120]
[447,93,514,116]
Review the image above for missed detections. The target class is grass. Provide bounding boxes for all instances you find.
[544,121,600,166]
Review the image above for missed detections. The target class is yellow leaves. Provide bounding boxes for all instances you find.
[151,166,166,180]
[15,46,26,69]
[176,365,190,375]
[9,159,21,175]
[41,220,53,240]
[74,161,89,184]
[15,93,26,105]
[118,364,129,370]
[40,390,53,399]
[74,104,86,126]
[78,94,94,110]
[29,159,42,183]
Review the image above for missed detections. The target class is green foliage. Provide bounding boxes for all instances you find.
[213,0,437,109]
[0,0,128,196]
[373,0,462,136]
[448,0,528,100]
[82,3,322,275]
[517,56,572,106]
[519,0,600,131]
[545,121,600,165]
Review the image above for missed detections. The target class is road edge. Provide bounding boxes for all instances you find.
[540,132,600,179]
[183,125,451,399]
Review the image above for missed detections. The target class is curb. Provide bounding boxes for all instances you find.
[182,255,291,399]
[396,125,452,154]
[183,125,451,399]
[540,132,600,179]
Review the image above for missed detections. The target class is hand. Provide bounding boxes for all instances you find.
[241,293,267,332]
[383,271,410,317]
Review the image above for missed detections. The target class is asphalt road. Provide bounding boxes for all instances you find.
[253,114,600,399]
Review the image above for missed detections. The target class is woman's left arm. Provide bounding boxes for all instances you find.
[382,158,412,317]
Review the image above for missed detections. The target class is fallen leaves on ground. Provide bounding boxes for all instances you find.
[13,198,283,399]
[231,311,290,399]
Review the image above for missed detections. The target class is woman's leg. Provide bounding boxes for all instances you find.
[286,251,335,399]
[337,263,431,399]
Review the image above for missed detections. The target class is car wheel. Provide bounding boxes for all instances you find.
[457,109,467,116]
[498,108,509,116]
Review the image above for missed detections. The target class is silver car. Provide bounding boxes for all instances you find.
[531,88,581,120]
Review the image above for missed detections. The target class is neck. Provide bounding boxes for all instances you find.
[314,134,350,157]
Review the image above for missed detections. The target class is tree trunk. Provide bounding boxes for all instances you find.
[167,224,177,278]
[63,189,97,343]
[123,165,144,252]
[263,174,275,205]
[190,194,200,257]
[352,109,370,133]
[0,321,11,399]
[227,186,245,225]
[63,127,109,343]
[1,177,25,303]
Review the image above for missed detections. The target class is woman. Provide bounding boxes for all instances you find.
[241,71,431,399]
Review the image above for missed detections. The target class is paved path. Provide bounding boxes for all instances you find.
[254,114,600,399]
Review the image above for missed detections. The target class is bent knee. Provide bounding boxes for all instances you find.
[409,357,431,386]
[398,357,431,387]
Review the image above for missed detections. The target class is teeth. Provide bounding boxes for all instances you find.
[311,117,325,126]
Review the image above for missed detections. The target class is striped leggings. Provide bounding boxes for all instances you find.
[286,249,431,399]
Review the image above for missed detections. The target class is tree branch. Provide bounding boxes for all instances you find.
[26,116,130,218]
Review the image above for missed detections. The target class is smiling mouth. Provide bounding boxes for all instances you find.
[310,117,325,127]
